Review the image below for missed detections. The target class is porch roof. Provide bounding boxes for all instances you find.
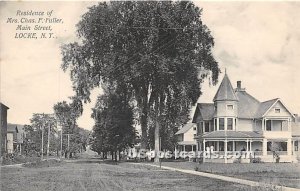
[177,141,197,145]
[202,131,263,139]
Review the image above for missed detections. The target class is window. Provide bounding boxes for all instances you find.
[193,126,197,131]
[227,105,234,110]
[267,141,287,151]
[219,141,224,151]
[219,118,224,130]
[214,118,217,131]
[275,108,280,113]
[227,118,233,130]
[205,121,210,132]
[193,134,197,137]
[267,142,272,151]
[227,141,233,151]
[266,120,271,131]
[295,141,298,151]
[198,122,203,134]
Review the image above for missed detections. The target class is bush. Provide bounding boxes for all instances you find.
[252,157,262,163]
[233,157,242,163]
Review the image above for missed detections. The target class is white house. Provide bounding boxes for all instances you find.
[7,124,24,154]
[192,72,298,163]
[175,123,197,152]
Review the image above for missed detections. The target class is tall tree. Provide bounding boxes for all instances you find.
[61,1,219,151]
[29,114,58,156]
[53,100,87,158]
[91,83,136,160]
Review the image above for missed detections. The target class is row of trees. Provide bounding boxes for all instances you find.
[61,1,220,160]
[90,83,136,160]
[22,102,90,158]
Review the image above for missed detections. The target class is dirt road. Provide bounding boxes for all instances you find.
[1,160,253,191]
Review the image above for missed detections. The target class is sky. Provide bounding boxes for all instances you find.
[1,1,300,130]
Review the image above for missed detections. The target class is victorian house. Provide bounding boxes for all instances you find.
[192,73,298,163]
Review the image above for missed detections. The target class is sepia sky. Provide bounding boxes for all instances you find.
[1,1,300,130]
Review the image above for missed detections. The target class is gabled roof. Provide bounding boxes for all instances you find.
[175,123,194,135]
[213,73,238,102]
[235,91,260,118]
[254,98,278,118]
[202,131,263,139]
[7,124,24,133]
[0,102,9,109]
[254,98,295,118]
[192,103,215,123]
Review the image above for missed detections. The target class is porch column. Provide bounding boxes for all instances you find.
[246,139,249,152]
[217,141,220,151]
[233,141,235,152]
[224,140,228,164]
[183,145,186,158]
[249,140,252,152]
[292,140,294,155]
[203,139,206,162]
[263,139,267,156]
[287,138,292,156]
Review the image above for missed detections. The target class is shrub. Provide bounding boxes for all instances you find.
[252,157,262,163]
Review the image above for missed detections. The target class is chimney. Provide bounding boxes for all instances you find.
[237,81,241,89]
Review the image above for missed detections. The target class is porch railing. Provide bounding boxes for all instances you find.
[267,151,287,155]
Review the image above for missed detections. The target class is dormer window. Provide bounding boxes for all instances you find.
[227,105,234,110]
[275,108,280,113]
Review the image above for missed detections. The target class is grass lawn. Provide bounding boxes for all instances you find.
[1,160,259,191]
[161,161,300,189]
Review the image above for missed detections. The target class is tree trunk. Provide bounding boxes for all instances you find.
[136,91,149,150]
[154,119,160,163]
[140,113,148,149]
[154,99,160,163]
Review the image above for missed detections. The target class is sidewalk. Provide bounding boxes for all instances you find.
[133,163,300,191]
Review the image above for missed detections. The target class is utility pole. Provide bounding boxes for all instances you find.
[41,126,44,160]
[60,128,63,159]
[67,134,70,159]
[46,122,50,160]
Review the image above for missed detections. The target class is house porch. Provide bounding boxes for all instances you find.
[198,138,297,163]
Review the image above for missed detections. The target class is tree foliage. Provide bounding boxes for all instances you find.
[53,101,90,157]
[25,114,58,155]
[61,1,219,149]
[91,83,136,158]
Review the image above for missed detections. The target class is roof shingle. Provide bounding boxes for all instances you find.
[254,98,279,118]
[202,131,263,139]
[175,123,195,135]
[235,91,260,118]
[213,73,238,102]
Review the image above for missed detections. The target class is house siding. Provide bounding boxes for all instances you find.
[265,101,291,117]
[215,101,237,117]
[0,104,8,157]
[237,119,253,131]
[183,126,197,142]
[7,132,14,153]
